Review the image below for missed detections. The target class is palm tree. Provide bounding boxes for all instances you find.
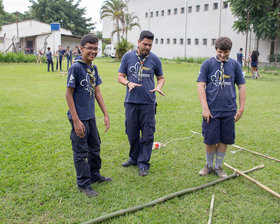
[122,12,141,40]
[100,0,127,44]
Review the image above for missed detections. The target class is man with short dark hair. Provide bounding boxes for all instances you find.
[118,30,165,176]
[66,34,111,197]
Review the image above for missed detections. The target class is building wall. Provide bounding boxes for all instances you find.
[102,0,272,62]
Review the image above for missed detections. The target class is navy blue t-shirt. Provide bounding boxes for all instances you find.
[58,49,64,59]
[46,50,52,60]
[118,50,163,104]
[197,57,245,111]
[67,60,102,120]
[237,52,243,65]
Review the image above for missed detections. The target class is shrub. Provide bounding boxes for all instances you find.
[0,52,38,63]
[115,38,134,59]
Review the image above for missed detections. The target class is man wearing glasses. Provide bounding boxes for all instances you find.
[66,34,111,197]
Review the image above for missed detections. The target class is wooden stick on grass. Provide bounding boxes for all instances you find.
[224,163,280,200]
[208,195,215,224]
[81,165,264,224]
[190,130,280,163]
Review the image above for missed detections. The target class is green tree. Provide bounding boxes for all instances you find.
[228,0,280,55]
[0,0,5,29]
[2,11,32,25]
[29,0,95,36]
[121,12,140,39]
[100,0,127,43]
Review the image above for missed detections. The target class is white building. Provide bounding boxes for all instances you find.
[103,0,276,62]
[0,20,81,54]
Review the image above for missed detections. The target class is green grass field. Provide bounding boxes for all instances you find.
[0,58,280,224]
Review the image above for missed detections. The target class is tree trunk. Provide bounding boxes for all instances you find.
[270,39,275,56]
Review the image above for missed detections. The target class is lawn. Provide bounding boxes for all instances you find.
[0,58,279,224]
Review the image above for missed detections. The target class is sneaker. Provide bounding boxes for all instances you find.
[121,160,137,167]
[78,186,98,197]
[139,167,149,176]
[214,167,228,178]
[91,175,112,183]
[199,164,213,176]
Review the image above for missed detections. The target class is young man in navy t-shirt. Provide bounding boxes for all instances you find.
[118,30,165,177]
[237,48,244,68]
[66,34,111,197]
[46,47,54,72]
[197,37,246,178]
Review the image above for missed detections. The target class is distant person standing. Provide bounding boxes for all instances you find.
[66,46,73,70]
[74,45,82,60]
[237,48,244,68]
[250,50,260,79]
[46,47,54,72]
[56,45,64,71]
[118,30,165,177]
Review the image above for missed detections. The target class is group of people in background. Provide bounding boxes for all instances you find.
[237,48,260,79]
[46,45,82,72]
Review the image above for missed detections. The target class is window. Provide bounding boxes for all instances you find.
[213,3,218,10]
[223,2,228,8]
[195,38,199,45]
[161,38,164,44]
[181,7,185,14]
[180,38,184,45]
[187,38,191,45]
[168,9,171,15]
[145,12,148,18]
[188,6,192,13]
[173,38,177,44]
[212,38,216,45]
[203,39,207,45]
[161,10,164,16]
[167,38,170,44]
[204,4,209,11]
[155,38,158,44]
[156,11,159,17]
[150,12,153,17]
[174,8,178,14]
[196,5,200,12]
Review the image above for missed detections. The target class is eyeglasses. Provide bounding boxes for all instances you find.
[83,46,100,52]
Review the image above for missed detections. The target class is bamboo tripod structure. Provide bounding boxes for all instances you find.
[190,130,280,163]
[81,165,264,224]
[224,163,280,200]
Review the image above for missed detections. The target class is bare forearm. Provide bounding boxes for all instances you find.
[118,73,129,86]
[197,83,209,110]
[95,92,108,116]
[65,90,79,121]
[238,84,246,112]
[156,77,165,89]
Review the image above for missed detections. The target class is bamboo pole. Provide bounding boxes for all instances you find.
[208,195,215,224]
[190,130,280,163]
[231,144,280,163]
[80,165,264,224]
[224,163,280,200]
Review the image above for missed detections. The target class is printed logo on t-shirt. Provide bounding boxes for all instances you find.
[69,74,75,83]
[129,62,151,79]
[211,70,231,87]
[80,73,94,93]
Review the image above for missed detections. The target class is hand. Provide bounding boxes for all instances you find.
[202,108,213,123]
[104,115,110,133]
[73,119,85,138]
[234,110,243,122]
[127,82,142,92]
[149,86,165,96]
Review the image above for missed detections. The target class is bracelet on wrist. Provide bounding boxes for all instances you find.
[126,81,130,86]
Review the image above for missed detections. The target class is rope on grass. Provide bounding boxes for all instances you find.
[190,130,280,163]
[164,132,197,146]
[80,165,264,224]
